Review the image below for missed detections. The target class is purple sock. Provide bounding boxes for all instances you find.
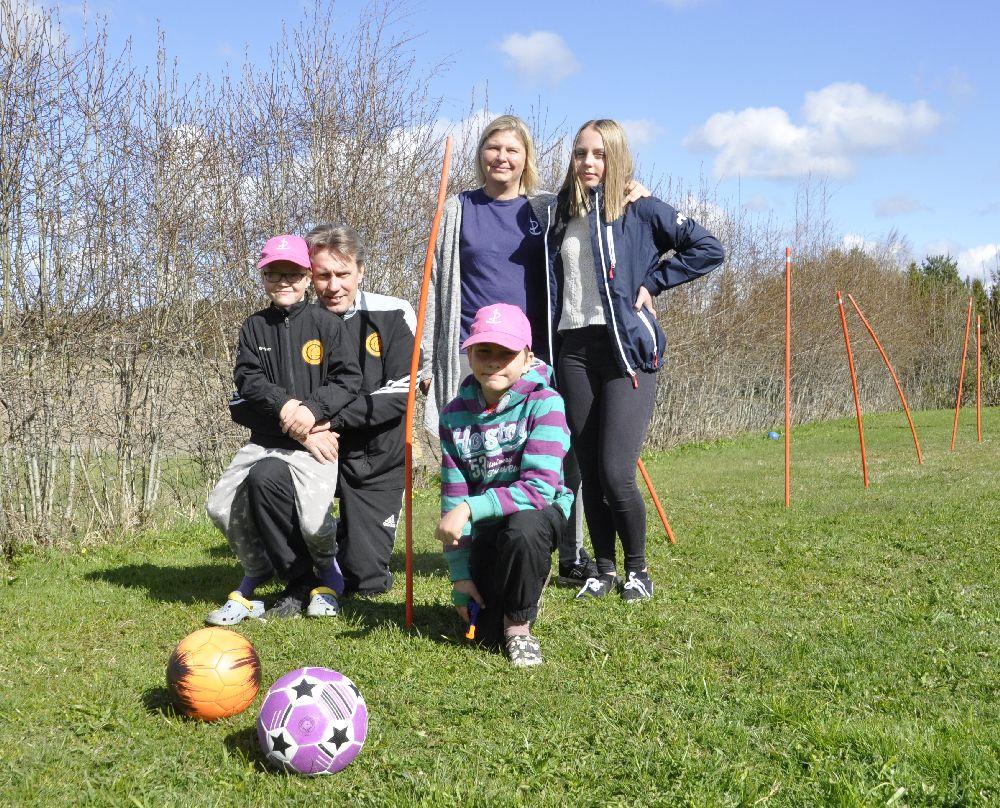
[319,560,344,596]
[237,573,272,598]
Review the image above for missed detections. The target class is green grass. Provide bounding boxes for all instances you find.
[1,408,997,806]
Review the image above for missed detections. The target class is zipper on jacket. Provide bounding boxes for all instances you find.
[544,201,556,379]
[282,313,297,398]
[636,309,660,368]
[606,225,617,279]
[593,189,637,386]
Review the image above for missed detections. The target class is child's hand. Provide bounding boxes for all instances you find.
[285,405,317,441]
[310,419,332,434]
[453,579,484,623]
[279,398,302,431]
[436,502,471,545]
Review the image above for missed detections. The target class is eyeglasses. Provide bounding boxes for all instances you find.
[262,270,309,284]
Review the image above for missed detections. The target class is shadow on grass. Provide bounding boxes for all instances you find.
[85,562,236,604]
[142,686,182,718]
[390,549,447,577]
[338,597,488,648]
[223,726,273,773]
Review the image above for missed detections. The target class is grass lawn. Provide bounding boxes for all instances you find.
[1,408,997,806]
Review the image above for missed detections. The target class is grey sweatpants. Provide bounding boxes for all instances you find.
[205,443,339,578]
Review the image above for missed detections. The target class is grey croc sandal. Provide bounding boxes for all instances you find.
[206,591,265,626]
[305,587,340,618]
[505,634,543,668]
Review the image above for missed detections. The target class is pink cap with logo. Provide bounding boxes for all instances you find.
[461,304,532,353]
[257,235,312,270]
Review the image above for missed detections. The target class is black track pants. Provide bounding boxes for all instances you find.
[469,506,565,647]
[336,479,402,595]
[244,457,314,583]
[557,326,657,574]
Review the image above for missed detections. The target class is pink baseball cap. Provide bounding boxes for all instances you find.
[461,304,532,353]
[257,235,311,270]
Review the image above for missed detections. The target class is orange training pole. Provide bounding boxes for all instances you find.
[950,296,973,451]
[637,458,675,544]
[837,291,869,488]
[847,294,923,464]
[404,136,453,628]
[784,247,792,507]
[976,314,982,442]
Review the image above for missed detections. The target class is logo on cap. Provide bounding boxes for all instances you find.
[278,237,289,250]
[486,307,503,324]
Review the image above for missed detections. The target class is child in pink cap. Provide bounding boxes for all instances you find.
[205,235,362,624]
[436,304,574,667]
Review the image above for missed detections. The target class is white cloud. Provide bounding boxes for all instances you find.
[742,194,769,212]
[497,31,580,86]
[957,244,999,284]
[618,119,663,148]
[676,193,729,235]
[842,233,880,255]
[685,82,941,179]
[874,194,928,218]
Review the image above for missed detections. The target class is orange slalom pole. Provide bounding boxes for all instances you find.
[976,315,982,442]
[847,294,923,464]
[404,136,453,629]
[836,291,869,488]
[637,458,675,544]
[949,296,973,451]
[784,247,792,507]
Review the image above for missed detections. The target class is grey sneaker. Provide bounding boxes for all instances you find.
[505,634,543,668]
[575,573,619,600]
[620,570,653,603]
[263,581,310,620]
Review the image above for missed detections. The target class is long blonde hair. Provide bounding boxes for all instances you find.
[474,115,540,197]
[560,119,634,221]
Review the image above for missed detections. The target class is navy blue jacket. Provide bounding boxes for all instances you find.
[540,187,724,379]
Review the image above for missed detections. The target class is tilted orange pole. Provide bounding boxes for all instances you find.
[976,314,982,442]
[784,247,792,507]
[950,297,973,451]
[836,291,869,488]
[404,137,453,628]
[847,294,923,464]
[637,458,675,544]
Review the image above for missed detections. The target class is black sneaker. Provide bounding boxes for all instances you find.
[556,553,599,587]
[263,579,311,620]
[620,570,653,603]
[575,573,618,599]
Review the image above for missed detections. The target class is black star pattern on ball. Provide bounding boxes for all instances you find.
[327,725,350,749]
[270,731,292,756]
[292,679,315,699]
[348,683,361,699]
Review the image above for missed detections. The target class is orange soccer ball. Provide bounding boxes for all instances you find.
[166,627,261,721]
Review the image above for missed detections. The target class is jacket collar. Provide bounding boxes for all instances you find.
[456,361,551,416]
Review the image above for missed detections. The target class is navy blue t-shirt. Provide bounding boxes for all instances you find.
[458,189,547,353]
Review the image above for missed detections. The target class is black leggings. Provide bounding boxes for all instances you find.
[557,326,657,574]
[245,458,314,583]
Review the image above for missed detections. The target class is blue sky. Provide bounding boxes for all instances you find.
[57,0,998,282]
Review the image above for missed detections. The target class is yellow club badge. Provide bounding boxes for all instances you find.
[365,332,382,357]
[301,339,323,365]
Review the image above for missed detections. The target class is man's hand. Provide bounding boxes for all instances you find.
[284,405,317,441]
[300,429,338,464]
[453,578,484,623]
[436,501,471,545]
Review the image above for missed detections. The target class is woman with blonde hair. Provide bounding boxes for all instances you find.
[544,119,724,602]
[421,115,649,593]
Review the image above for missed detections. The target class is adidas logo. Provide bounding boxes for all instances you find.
[382,513,398,529]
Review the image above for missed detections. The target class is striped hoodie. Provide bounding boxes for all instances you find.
[439,362,574,582]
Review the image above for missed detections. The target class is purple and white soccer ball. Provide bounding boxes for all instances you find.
[257,667,368,775]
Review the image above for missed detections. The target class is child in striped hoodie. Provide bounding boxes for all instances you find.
[436,304,574,668]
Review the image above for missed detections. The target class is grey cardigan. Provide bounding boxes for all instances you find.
[420,191,555,435]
